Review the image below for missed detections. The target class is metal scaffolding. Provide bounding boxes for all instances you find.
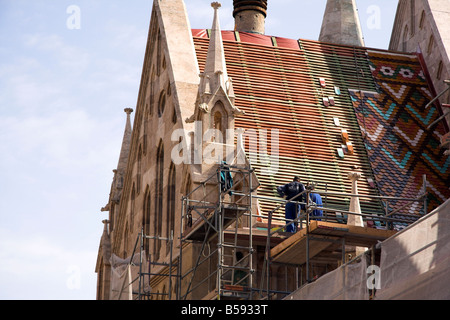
[124,228,178,300]
[118,165,428,300]
[177,163,256,300]
[259,177,429,300]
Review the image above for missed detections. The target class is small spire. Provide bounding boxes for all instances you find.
[117,108,133,174]
[202,2,229,93]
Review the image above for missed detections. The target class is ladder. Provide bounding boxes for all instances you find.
[178,163,255,300]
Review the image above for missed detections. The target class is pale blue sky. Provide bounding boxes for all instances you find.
[0,0,397,300]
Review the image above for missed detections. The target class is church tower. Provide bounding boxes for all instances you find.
[389,0,450,127]
[319,0,365,47]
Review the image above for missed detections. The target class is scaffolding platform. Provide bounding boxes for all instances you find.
[270,221,397,265]
[182,203,250,242]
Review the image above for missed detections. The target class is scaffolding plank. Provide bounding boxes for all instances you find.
[270,221,396,265]
[273,234,334,265]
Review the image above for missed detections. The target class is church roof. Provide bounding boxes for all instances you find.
[192,29,450,227]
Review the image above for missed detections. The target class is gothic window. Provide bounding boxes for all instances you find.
[130,184,136,230]
[427,35,434,54]
[211,101,226,141]
[149,70,156,115]
[419,10,426,29]
[157,29,162,76]
[137,145,142,194]
[184,174,192,230]
[154,141,164,261]
[402,25,409,52]
[437,60,443,80]
[172,107,177,124]
[158,91,166,118]
[143,185,151,257]
[167,81,171,96]
[123,222,128,258]
[166,163,176,255]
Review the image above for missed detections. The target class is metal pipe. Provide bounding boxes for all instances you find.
[425,83,450,109]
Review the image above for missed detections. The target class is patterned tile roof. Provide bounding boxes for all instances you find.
[192,30,449,225]
[350,50,450,227]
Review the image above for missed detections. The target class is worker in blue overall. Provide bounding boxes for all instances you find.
[309,192,323,221]
[277,176,306,233]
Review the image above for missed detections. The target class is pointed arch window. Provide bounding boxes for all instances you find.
[402,25,409,52]
[154,141,164,260]
[427,35,435,54]
[143,186,151,257]
[437,60,443,80]
[158,91,166,118]
[166,163,176,255]
[123,223,129,258]
[419,10,426,29]
[137,145,142,194]
[130,184,136,231]
[211,101,227,142]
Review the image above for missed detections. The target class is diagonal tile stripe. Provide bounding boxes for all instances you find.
[406,104,435,125]
[361,124,384,142]
[422,152,450,174]
[393,126,424,147]
[382,82,408,100]
[367,99,396,120]
[381,148,412,169]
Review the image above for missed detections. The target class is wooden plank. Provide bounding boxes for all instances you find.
[312,221,397,241]
[272,234,335,265]
[270,221,397,265]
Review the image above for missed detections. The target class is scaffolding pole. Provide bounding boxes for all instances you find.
[178,164,255,300]
[125,228,178,300]
[260,180,429,300]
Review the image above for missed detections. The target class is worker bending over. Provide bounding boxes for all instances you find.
[277,176,306,233]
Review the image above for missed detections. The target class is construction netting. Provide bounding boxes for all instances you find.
[109,252,147,300]
[284,257,369,300]
[375,198,450,300]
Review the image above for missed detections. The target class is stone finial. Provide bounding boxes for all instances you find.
[347,171,363,227]
[124,108,133,115]
[211,2,221,9]
[347,171,361,182]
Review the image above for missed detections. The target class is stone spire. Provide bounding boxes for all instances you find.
[319,0,365,47]
[203,2,229,92]
[112,108,133,201]
[117,108,133,174]
[196,2,236,103]
[233,0,267,34]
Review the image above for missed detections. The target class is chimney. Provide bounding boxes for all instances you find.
[233,0,267,34]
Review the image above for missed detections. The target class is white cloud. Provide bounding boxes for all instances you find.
[23,33,90,73]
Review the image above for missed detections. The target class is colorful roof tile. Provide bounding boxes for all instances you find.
[192,30,450,225]
[350,50,450,223]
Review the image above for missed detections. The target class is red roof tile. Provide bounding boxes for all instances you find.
[192,30,449,223]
